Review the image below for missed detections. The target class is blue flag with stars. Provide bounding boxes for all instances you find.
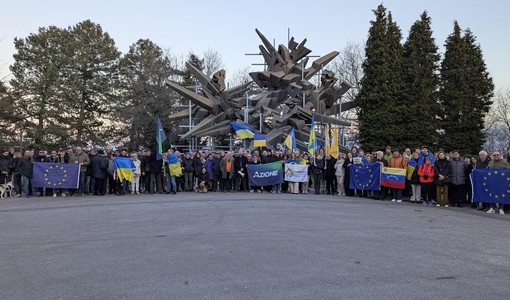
[349,162,381,191]
[471,169,510,204]
[32,162,80,189]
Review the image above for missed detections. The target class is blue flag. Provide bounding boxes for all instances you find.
[247,162,283,186]
[349,162,381,190]
[156,117,167,160]
[32,162,80,189]
[471,169,510,204]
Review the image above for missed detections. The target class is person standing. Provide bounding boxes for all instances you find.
[131,153,141,194]
[220,152,234,192]
[335,153,346,196]
[91,149,108,196]
[69,147,90,196]
[434,151,450,207]
[486,150,510,215]
[407,152,422,203]
[313,154,324,195]
[17,150,34,198]
[0,149,14,184]
[286,152,301,194]
[389,149,407,203]
[418,157,435,206]
[447,150,468,207]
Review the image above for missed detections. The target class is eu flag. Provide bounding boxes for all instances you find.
[471,169,510,204]
[349,162,381,190]
[33,162,80,189]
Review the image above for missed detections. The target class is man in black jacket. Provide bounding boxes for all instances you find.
[0,149,13,184]
[234,150,248,192]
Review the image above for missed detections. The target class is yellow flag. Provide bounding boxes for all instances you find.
[330,127,339,158]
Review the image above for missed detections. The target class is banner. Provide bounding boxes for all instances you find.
[33,162,80,189]
[349,162,381,190]
[284,164,308,182]
[247,161,283,186]
[471,169,510,204]
[381,167,406,189]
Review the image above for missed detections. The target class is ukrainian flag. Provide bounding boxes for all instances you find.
[114,157,136,182]
[284,128,296,151]
[254,134,267,147]
[230,122,256,139]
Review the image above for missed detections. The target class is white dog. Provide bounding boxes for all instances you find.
[0,182,14,199]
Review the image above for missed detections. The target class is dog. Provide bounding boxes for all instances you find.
[0,182,14,199]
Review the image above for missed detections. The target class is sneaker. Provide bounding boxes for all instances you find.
[53,193,57,198]
[445,205,448,207]
[487,208,496,214]
[436,204,440,207]
[61,193,66,197]
[391,199,396,202]
[499,209,505,215]
[131,191,135,195]
[396,200,402,203]
[136,191,140,194]
[250,190,254,193]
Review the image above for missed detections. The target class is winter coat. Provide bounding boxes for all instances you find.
[182,158,194,173]
[213,157,222,177]
[418,164,435,184]
[17,157,33,177]
[418,150,435,165]
[0,155,13,175]
[434,158,450,185]
[205,159,215,180]
[334,159,345,177]
[313,158,324,175]
[448,158,467,186]
[220,158,235,179]
[476,158,491,169]
[193,157,203,176]
[91,155,108,179]
[325,158,336,177]
[69,152,90,173]
[487,159,510,169]
[389,154,407,169]
[149,152,163,174]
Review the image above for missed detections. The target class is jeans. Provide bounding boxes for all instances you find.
[184,172,193,191]
[392,188,403,200]
[22,175,35,197]
[78,172,86,195]
[165,174,177,193]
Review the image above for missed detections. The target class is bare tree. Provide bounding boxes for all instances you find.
[203,48,223,78]
[331,41,365,147]
[227,66,251,87]
[484,90,510,151]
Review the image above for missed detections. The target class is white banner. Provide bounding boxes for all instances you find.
[284,164,308,182]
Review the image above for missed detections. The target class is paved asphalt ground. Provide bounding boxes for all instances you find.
[0,192,509,300]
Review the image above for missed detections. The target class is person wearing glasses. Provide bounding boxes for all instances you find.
[486,151,510,215]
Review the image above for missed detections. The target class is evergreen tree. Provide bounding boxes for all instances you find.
[439,21,494,154]
[58,20,121,145]
[117,39,176,149]
[10,26,70,148]
[356,5,405,151]
[0,81,20,149]
[182,52,204,87]
[402,11,440,149]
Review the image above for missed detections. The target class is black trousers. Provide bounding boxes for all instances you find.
[314,173,322,194]
[94,178,105,195]
[449,184,466,207]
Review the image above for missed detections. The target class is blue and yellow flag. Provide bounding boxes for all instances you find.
[114,157,136,182]
[284,128,296,151]
[308,115,316,156]
[156,117,167,160]
[230,122,256,139]
[471,169,510,204]
[32,162,80,189]
[330,127,339,158]
[254,134,267,147]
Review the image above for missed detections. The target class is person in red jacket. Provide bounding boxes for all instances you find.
[418,157,435,206]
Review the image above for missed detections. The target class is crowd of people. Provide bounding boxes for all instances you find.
[0,144,508,215]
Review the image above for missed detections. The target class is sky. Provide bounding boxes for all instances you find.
[1,0,509,91]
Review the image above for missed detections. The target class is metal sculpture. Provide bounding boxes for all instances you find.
[165,29,356,151]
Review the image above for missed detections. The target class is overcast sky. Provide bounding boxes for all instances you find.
[1,0,508,90]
